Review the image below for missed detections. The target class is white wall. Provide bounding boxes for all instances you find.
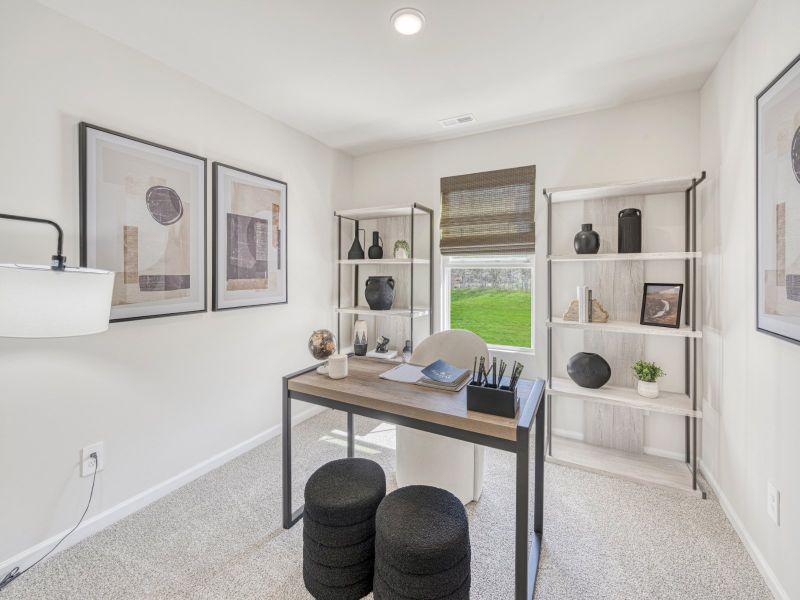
[352,92,701,455]
[700,0,800,597]
[0,0,351,568]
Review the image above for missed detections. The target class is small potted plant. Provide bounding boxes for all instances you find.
[632,360,665,398]
[393,239,410,259]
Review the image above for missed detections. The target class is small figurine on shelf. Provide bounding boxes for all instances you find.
[375,336,390,353]
[402,339,413,363]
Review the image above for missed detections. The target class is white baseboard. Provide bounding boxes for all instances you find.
[700,461,788,600]
[0,404,328,575]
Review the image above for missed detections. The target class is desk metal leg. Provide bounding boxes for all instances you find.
[347,412,355,458]
[282,374,309,529]
[516,399,544,600]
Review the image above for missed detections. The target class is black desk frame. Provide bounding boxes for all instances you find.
[282,365,546,600]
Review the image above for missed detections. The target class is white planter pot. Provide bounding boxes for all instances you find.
[637,380,659,398]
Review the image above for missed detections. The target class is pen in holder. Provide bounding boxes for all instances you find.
[467,375,519,418]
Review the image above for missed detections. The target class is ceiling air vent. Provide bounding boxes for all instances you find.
[439,114,476,128]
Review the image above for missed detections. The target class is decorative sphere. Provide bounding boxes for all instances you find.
[308,329,337,361]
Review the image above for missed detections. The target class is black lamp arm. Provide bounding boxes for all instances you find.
[0,212,67,270]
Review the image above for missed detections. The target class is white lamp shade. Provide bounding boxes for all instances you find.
[0,263,115,338]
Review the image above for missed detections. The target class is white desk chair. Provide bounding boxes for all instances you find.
[395,329,490,503]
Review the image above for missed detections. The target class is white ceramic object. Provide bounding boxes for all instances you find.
[328,353,348,379]
[637,380,659,398]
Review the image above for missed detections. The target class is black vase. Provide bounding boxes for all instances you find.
[368,231,383,259]
[574,224,600,254]
[348,229,365,260]
[567,352,611,389]
[365,276,395,310]
[618,209,642,253]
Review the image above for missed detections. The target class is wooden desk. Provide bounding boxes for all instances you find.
[283,357,545,600]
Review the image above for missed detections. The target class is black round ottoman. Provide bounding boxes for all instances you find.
[303,458,386,600]
[373,485,470,600]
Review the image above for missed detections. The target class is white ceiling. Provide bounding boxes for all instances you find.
[39,0,755,156]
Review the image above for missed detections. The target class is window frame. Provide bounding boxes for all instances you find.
[441,254,535,354]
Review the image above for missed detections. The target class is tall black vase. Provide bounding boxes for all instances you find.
[368,231,383,259]
[618,209,642,253]
[348,228,365,260]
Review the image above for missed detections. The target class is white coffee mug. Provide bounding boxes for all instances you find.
[328,353,348,379]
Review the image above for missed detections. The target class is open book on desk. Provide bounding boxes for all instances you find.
[380,360,471,392]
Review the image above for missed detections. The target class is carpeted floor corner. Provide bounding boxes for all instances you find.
[2,410,772,599]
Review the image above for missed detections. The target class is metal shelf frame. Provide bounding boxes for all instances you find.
[335,203,434,352]
[542,172,707,497]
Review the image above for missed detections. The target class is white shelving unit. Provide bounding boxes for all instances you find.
[334,203,434,352]
[543,173,706,497]
[335,306,431,319]
[548,251,701,263]
[547,318,703,338]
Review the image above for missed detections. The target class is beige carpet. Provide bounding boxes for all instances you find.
[2,409,772,599]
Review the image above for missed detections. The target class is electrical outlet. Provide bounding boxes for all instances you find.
[767,481,780,525]
[81,442,104,477]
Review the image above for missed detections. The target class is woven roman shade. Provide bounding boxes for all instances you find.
[440,165,535,255]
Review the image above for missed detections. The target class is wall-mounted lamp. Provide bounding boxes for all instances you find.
[0,213,114,338]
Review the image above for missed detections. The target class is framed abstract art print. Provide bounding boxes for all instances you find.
[757,52,800,345]
[212,163,287,311]
[79,123,207,322]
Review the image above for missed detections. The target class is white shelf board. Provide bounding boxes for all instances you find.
[337,258,430,265]
[548,437,703,497]
[336,306,430,318]
[548,377,701,418]
[547,318,702,338]
[548,251,701,263]
[335,205,431,220]
[545,175,699,204]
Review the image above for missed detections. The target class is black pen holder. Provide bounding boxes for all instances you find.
[467,379,519,418]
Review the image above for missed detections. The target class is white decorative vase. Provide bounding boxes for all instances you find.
[394,247,408,259]
[637,380,659,398]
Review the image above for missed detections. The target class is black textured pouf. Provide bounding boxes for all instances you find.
[304,555,375,588]
[304,458,386,526]
[304,531,376,568]
[375,486,470,576]
[373,571,470,600]
[303,566,373,600]
[374,551,470,600]
[303,511,376,547]
[303,458,385,600]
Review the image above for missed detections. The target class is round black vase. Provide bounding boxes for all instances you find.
[567,352,611,388]
[364,276,395,310]
[574,224,600,254]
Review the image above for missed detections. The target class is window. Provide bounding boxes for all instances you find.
[442,255,534,350]
[440,166,535,351]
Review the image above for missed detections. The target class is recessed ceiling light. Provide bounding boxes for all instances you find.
[391,8,425,36]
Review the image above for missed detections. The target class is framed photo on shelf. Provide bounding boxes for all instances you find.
[79,123,207,322]
[640,283,683,328]
[756,52,800,345]
[212,162,287,311]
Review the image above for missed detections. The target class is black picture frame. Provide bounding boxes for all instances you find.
[755,51,800,346]
[212,162,288,311]
[79,122,208,322]
[640,283,684,329]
